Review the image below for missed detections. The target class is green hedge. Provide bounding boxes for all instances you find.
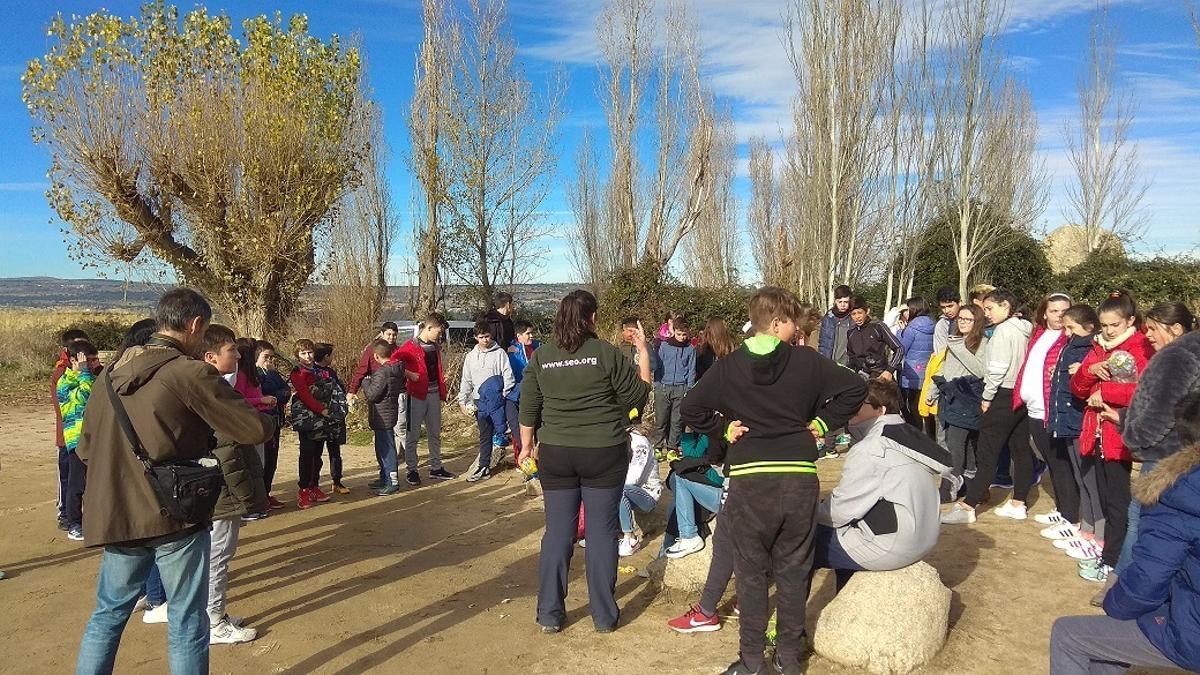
[599,262,752,338]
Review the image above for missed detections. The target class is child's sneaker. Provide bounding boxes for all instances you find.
[618,536,641,558]
[1033,510,1065,525]
[209,615,257,644]
[240,511,268,522]
[666,604,721,633]
[429,467,456,481]
[835,432,852,448]
[332,483,350,495]
[818,449,840,461]
[992,500,1027,520]
[940,505,976,524]
[376,484,400,496]
[297,489,313,510]
[467,466,491,483]
[1040,523,1080,540]
[67,525,84,541]
[267,496,285,510]
[311,486,332,502]
[142,603,169,624]
[1079,563,1113,583]
[406,470,421,486]
[368,479,386,490]
[1061,538,1103,561]
[665,536,705,559]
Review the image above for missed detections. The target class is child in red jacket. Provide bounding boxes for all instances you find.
[391,313,455,486]
[1070,291,1154,583]
[290,339,337,509]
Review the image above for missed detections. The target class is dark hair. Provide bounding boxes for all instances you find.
[236,342,260,387]
[514,320,534,334]
[1064,305,1099,333]
[294,338,315,354]
[68,339,98,357]
[314,342,334,363]
[553,290,598,353]
[1146,302,1195,333]
[421,312,447,330]
[904,296,930,320]
[1098,289,1138,322]
[155,288,212,332]
[672,317,692,333]
[203,324,237,353]
[382,321,399,332]
[850,296,870,313]
[621,316,640,329]
[833,285,852,300]
[493,291,514,309]
[696,318,734,359]
[955,305,986,353]
[473,320,492,337]
[255,339,276,358]
[865,378,902,413]
[983,287,1019,312]
[1035,292,1075,328]
[1175,390,1200,447]
[748,287,803,332]
[114,318,157,362]
[936,286,961,305]
[372,339,393,358]
[60,328,90,348]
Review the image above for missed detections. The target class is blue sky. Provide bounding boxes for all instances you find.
[1,0,1197,284]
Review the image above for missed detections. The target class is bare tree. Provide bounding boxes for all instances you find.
[441,0,563,309]
[1062,6,1149,252]
[23,6,368,336]
[684,112,738,288]
[747,137,791,286]
[409,0,458,317]
[567,131,620,291]
[931,0,1048,298]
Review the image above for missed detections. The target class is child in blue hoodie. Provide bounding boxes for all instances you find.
[459,320,514,482]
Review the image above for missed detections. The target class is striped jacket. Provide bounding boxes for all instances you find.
[57,368,95,452]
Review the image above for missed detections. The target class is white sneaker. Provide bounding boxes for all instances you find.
[993,501,1027,520]
[618,537,641,558]
[1040,523,1080,540]
[210,616,257,644]
[577,539,586,548]
[142,603,169,624]
[133,596,149,612]
[940,505,976,524]
[665,536,705,559]
[1062,539,1103,561]
[1033,510,1065,525]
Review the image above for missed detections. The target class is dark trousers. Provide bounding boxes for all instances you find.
[698,516,736,617]
[57,446,70,519]
[1036,424,1080,523]
[262,428,281,494]
[901,387,937,439]
[654,383,688,449]
[327,442,343,485]
[506,399,521,454]
[536,443,628,630]
[944,424,978,477]
[1094,453,1132,568]
[812,524,866,591]
[727,475,820,670]
[476,406,507,468]
[1050,615,1179,674]
[298,433,324,489]
[964,389,1034,507]
[66,451,87,528]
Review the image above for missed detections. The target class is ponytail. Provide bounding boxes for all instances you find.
[1146,301,1195,333]
[1098,289,1139,323]
[553,290,598,353]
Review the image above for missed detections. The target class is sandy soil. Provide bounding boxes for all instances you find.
[0,404,1120,674]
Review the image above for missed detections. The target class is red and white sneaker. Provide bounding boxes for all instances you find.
[667,604,722,634]
[296,489,313,510]
[311,486,332,503]
[267,496,285,510]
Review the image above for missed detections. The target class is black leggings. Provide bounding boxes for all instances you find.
[1033,422,1080,523]
[1095,455,1132,568]
[964,389,1034,507]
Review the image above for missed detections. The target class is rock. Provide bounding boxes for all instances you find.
[649,525,716,602]
[1044,223,1125,274]
[813,561,950,675]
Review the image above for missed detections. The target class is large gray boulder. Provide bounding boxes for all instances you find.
[648,525,717,602]
[813,561,951,675]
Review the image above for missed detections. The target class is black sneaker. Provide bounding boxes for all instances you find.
[721,658,769,675]
[771,653,804,675]
[57,516,69,531]
[377,484,401,496]
[429,467,456,481]
[405,470,421,486]
[466,466,491,483]
[368,479,385,490]
[241,511,269,522]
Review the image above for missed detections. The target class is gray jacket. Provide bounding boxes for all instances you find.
[457,343,515,405]
[982,317,1032,402]
[364,362,407,430]
[816,414,950,571]
[930,335,989,404]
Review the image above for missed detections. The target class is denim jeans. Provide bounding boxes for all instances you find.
[374,429,398,485]
[475,406,507,468]
[619,485,659,533]
[144,564,166,607]
[77,528,211,675]
[1115,460,1157,575]
[672,475,723,539]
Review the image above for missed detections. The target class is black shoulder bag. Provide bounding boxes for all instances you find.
[103,371,223,523]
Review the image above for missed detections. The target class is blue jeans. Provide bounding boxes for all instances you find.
[1116,460,1157,575]
[143,564,166,607]
[77,529,211,675]
[374,429,398,485]
[476,406,506,468]
[619,485,659,533]
[672,475,723,539]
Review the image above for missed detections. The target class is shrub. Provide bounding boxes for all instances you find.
[600,262,752,339]
[1053,250,1200,310]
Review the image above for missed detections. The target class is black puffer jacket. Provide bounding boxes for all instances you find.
[212,440,268,521]
[365,362,407,430]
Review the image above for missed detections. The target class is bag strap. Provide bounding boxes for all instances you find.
[102,371,155,473]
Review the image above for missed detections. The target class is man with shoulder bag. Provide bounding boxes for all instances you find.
[75,289,275,675]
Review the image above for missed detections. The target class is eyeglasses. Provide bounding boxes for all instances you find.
[957,317,975,323]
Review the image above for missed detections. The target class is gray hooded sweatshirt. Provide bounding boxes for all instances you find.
[981,316,1032,402]
[457,342,515,405]
[816,414,951,571]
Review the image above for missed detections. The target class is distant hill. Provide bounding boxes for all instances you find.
[0,277,578,319]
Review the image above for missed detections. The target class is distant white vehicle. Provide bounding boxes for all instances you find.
[395,320,477,348]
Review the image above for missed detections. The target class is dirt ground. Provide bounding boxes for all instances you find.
[0,405,1119,675]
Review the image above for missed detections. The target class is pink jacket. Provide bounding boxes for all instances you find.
[233,370,276,413]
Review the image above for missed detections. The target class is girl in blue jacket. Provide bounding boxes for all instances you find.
[898,297,936,438]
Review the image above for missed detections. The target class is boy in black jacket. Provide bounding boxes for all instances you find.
[681,287,868,675]
[846,296,903,381]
